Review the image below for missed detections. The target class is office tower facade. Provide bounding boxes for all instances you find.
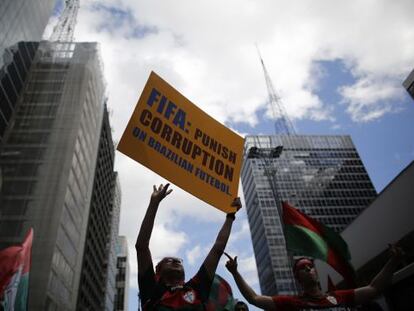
[104,175,122,311]
[0,41,107,310]
[114,236,130,311]
[0,0,55,142]
[76,108,120,310]
[403,68,414,100]
[241,135,377,295]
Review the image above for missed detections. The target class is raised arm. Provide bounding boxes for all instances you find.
[135,184,172,274]
[225,253,275,310]
[201,197,241,279]
[354,245,404,305]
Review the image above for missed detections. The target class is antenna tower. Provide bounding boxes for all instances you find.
[257,47,296,135]
[50,0,80,42]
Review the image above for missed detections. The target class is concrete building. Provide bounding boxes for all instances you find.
[0,0,55,142]
[0,41,107,310]
[114,236,130,311]
[241,135,377,295]
[104,175,122,311]
[317,161,414,310]
[403,68,414,100]
[76,108,120,310]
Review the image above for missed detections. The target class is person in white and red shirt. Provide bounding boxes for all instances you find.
[224,245,403,310]
[136,184,241,310]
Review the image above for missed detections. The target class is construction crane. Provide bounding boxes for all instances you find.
[50,0,80,42]
[257,47,296,135]
[250,48,300,294]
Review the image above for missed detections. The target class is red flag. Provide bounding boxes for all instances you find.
[0,228,33,309]
[282,202,356,286]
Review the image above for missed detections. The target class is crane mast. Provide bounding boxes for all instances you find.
[257,48,296,135]
[50,0,80,42]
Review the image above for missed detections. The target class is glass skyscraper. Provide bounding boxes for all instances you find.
[0,0,55,142]
[241,135,377,295]
[105,174,122,311]
[0,41,114,310]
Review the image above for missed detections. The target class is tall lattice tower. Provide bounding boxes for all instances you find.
[257,48,296,135]
[50,0,80,42]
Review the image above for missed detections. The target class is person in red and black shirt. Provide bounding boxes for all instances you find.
[224,246,403,310]
[136,184,241,310]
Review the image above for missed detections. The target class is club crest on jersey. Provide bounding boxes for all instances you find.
[183,290,196,303]
[326,295,338,305]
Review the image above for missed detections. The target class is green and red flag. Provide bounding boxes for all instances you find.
[0,228,33,310]
[206,274,235,311]
[282,202,355,286]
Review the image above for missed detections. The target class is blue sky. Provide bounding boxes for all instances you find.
[45,1,414,310]
[231,59,414,193]
[301,59,414,193]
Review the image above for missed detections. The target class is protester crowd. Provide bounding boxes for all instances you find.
[136,184,404,311]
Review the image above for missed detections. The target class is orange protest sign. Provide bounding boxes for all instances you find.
[117,72,244,213]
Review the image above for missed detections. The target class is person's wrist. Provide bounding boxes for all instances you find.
[150,197,161,206]
[226,213,236,220]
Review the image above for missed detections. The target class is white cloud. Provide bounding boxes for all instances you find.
[229,220,250,242]
[339,78,405,122]
[42,15,59,40]
[330,124,342,131]
[239,255,260,286]
[185,245,202,266]
[73,0,414,136]
[127,222,188,289]
[150,224,188,259]
[221,254,259,287]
